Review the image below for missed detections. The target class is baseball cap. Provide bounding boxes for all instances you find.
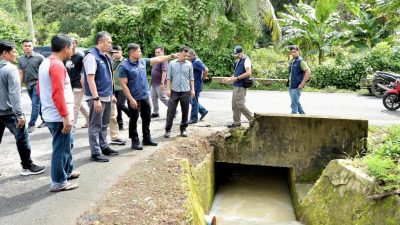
[111,45,122,53]
[233,45,243,56]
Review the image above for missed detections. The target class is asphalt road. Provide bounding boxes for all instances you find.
[0,90,398,225]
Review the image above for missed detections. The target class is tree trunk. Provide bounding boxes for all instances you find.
[318,49,323,65]
[26,0,35,44]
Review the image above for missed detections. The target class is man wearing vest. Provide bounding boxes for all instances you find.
[288,45,310,114]
[119,43,176,150]
[83,31,119,162]
[226,45,253,128]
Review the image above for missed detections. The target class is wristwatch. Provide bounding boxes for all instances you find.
[93,96,100,101]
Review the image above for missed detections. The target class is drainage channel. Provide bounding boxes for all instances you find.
[209,163,303,225]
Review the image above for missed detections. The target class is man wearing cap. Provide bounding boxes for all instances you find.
[111,45,129,130]
[288,45,310,114]
[225,45,253,128]
[107,45,127,145]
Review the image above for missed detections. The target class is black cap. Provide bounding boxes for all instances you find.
[111,45,122,53]
[233,45,243,55]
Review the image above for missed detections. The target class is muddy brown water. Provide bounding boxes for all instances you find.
[210,164,303,225]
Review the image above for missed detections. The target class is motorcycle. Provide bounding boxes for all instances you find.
[383,79,400,111]
[371,71,400,97]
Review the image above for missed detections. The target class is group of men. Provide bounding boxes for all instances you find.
[0,30,310,191]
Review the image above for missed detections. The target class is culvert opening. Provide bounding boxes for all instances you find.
[210,163,303,225]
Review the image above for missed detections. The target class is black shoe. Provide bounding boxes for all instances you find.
[131,141,143,150]
[102,146,119,156]
[227,123,241,128]
[151,113,160,118]
[143,139,158,146]
[90,154,109,162]
[200,111,208,120]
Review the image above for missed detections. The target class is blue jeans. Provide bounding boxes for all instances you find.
[0,114,33,168]
[289,88,305,114]
[190,91,208,122]
[27,84,42,127]
[46,122,74,188]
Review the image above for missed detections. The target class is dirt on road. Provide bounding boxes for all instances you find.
[76,127,219,225]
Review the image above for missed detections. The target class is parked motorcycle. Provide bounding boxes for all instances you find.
[383,80,400,111]
[371,71,400,97]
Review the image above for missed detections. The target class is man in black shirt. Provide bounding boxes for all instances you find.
[64,38,89,129]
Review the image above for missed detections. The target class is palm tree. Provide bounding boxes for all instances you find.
[25,0,35,43]
[223,0,281,42]
[278,1,345,64]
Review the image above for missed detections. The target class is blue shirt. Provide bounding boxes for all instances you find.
[192,57,206,92]
[119,58,151,100]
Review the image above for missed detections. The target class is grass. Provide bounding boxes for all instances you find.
[204,80,364,93]
[355,125,400,191]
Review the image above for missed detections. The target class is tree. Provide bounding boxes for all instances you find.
[26,0,35,43]
[278,1,345,64]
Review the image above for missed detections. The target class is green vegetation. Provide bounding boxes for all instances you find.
[356,125,400,191]
[1,0,399,90]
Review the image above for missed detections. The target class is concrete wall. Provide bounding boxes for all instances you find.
[300,160,400,225]
[212,113,368,181]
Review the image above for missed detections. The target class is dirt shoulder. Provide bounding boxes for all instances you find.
[76,126,222,225]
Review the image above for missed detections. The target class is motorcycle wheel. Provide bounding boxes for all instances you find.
[383,93,400,111]
[371,79,390,98]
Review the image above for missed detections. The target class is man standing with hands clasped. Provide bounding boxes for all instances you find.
[288,45,310,114]
[38,34,79,192]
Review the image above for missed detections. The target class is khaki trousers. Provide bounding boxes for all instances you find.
[109,102,119,140]
[73,88,89,126]
[232,86,253,125]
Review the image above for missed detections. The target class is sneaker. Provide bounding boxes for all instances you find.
[180,130,188,137]
[111,138,126,145]
[67,170,80,180]
[50,182,79,192]
[227,123,241,128]
[164,131,171,138]
[188,120,197,124]
[151,113,160,118]
[21,164,46,176]
[81,123,89,128]
[200,111,208,120]
[101,146,119,156]
[27,125,35,133]
[37,122,47,128]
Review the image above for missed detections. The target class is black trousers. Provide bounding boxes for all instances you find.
[165,91,190,132]
[128,97,152,142]
[115,90,129,126]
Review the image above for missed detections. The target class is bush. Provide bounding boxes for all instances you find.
[90,1,258,78]
[310,42,400,90]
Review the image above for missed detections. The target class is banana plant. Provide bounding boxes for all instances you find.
[278,1,345,64]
